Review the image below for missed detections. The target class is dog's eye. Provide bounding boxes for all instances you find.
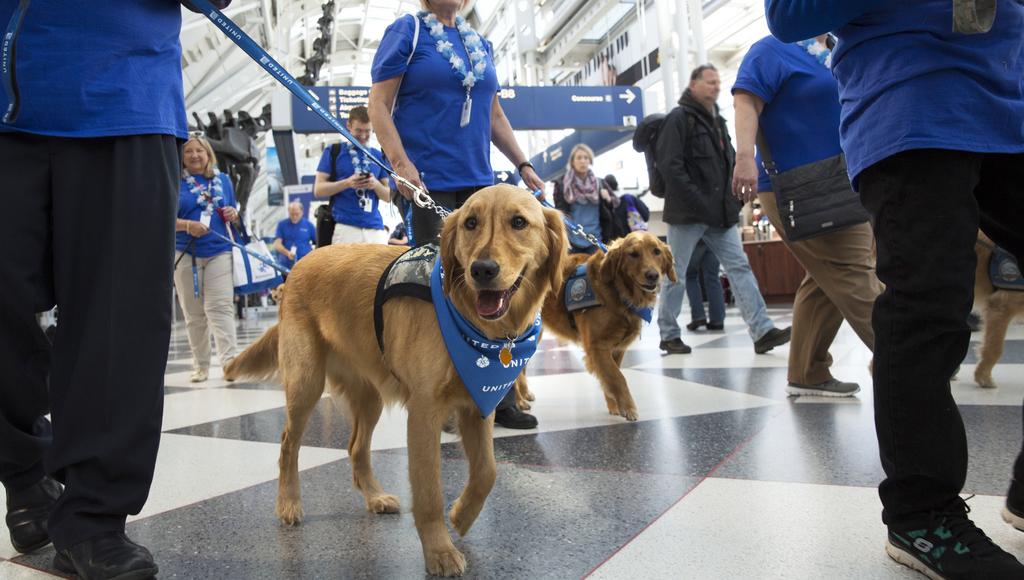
[464,217,478,230]
[629,251,640,258]
[653,248,662,256]
[511,216,528,230]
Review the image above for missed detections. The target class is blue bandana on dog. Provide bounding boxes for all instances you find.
[430,259,542,418]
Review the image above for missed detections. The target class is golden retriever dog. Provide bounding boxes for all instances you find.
[974,232,1024,388]
[516,232,675,421]
[224,185,567,577]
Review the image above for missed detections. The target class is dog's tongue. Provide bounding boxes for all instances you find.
[476,290,507,317]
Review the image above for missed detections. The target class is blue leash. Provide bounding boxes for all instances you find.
[532,190,608,252]
[1,0,30,123]
[209,229,291,276]
[189,0,429,206]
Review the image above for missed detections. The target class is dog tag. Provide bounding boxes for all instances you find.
[499,347,513,367]
[460,94,472,128]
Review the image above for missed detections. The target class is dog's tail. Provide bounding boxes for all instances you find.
[224,324,280,381]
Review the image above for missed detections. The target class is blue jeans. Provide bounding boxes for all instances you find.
[659,223,774,342]
[684,243,725,324]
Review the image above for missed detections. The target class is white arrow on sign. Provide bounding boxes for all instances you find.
[497,171,510,181]
[619,89,636,105]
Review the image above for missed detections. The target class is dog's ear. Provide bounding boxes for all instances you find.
[659,240,677,282]
[440,212,459,296]
[598,244,622,289]
[542,206,568,293]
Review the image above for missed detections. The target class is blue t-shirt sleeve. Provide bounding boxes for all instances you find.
[275,220,286,240]
[733,40,787,105]
[315,147,334,174]
[371,15,417,83]
[764,0,885,42]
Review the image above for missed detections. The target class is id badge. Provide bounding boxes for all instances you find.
[362,196,373,213]
[460,96,472,128]
[200,212,212,228]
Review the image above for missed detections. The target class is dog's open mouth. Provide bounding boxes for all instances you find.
[637,280,659,293]
[475,272,525,320]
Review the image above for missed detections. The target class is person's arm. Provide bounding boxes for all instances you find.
[490,94,545,194]
[313,171,360,199]
[732,91,765,202]
[655,112,704,206]
[368,77,422,200]
[764,0,884,42]
[273,238,294,261]
[370,175,392,202]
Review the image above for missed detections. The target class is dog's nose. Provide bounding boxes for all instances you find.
[470,259,501,283]
[644,270,660,283]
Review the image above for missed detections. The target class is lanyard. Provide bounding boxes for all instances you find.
[1,0,30,123]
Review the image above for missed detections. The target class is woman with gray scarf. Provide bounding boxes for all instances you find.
[555,144,617,242]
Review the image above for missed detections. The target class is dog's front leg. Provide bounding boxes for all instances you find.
[450,406,496,537]
[408,403,467,577]
[584,345,639,421]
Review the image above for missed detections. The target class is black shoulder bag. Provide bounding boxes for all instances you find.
[757,131,869,242]
[314,143,340,247]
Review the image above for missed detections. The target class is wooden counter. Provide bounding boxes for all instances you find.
[742,238,805,304]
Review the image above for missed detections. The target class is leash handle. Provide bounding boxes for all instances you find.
[1,0,30,123]
[189,0,432,209]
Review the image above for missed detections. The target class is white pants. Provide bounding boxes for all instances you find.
[173,251,238,370]
[332,223,389,245]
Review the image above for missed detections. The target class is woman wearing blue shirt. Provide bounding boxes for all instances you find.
[367,0,543,432]
[173,136,240,384]
[731,34,882,399]
[367,0,545,248]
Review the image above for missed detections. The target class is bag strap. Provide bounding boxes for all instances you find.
[390,14,419,115]
[328,142,340,181]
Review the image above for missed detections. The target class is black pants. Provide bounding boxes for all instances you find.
[410,187,479,247]
[0,133,178,550]
[859,149,1024,524]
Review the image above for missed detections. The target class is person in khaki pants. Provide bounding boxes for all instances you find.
[173,136,240,383]
[732,34,882,397]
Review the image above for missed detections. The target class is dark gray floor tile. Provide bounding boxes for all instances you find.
[167,398,350,449]
[14,456,698,579]
[645,367,791,399]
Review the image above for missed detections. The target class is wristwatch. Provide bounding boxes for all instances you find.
[516,161,534,174]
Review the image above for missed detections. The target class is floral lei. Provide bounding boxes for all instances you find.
[420,11,488,90]
[797,37,832,68]
[184,171,224,212]
[348,143,371,198]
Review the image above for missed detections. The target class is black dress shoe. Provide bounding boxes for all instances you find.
[494,405,538,429]
[659,338,692,354]
[706,322,725,331]
[754,326,792,354]
[685,319,707,331]
[5,475,62,553]
[54,531,158,580]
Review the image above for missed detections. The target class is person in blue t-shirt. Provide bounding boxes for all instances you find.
[313,106,392,244]
[730,34,883,399]
[274,202,317,270]
[174,136,241,384]
[0,2,230,578]
[367,0,545,432]
[767,2,1024,578]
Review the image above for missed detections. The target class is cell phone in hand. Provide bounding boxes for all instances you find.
[360,171,371,178]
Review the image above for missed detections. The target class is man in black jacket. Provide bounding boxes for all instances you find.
[656,65,790,354]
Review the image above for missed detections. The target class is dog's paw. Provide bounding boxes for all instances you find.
[976,371,998,389]
[276,500,304,525]
[449,498,483,537]
[367,494,401,514]
[524,389,536,402]
[620,408,639,421]
[518,399,532,411]
[424,545,467,577]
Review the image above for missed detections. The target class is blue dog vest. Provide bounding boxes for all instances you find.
[562,264,653,328]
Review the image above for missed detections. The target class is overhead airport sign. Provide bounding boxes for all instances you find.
[291,85,643,133]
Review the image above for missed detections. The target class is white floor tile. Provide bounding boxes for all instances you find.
[952,364,1024,405]
[590,478,1024,580]
[161,389,289,431]
[631,347,791,369]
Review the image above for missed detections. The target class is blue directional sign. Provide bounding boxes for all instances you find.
[291,85,643,133]
[292,86,370,133]
[497,86,642,131]
[528,129,635,182]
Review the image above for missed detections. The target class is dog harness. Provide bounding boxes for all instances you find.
[373,244,542,417]
[563,264,653,330]
[990,246,1024,292]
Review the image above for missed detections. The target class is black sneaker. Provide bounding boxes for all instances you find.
[686,319,707,331]
[659,338,692,354]
[1002,478,1024,533]
[706,322,725,331]
[887,497,1024,579]
[494,406,537,430]
[754,327,791,354]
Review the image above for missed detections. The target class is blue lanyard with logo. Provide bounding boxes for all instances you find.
[430,259,541,418]
[1,0,30,123]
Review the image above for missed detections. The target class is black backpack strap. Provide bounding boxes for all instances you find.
[328,143,341,181]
